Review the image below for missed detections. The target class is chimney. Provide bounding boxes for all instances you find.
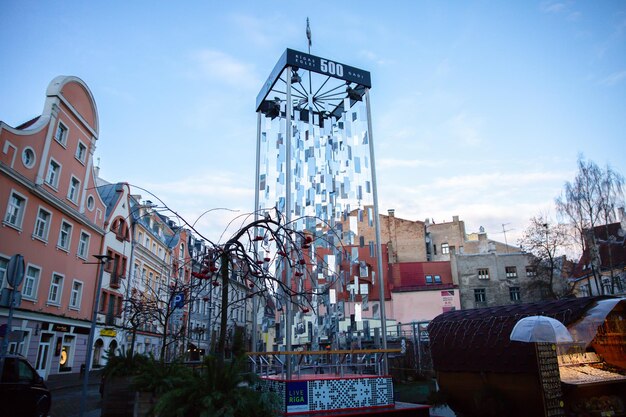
[388,209,395,217]
[453,215,459,223]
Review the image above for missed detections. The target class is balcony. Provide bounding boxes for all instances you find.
[110,275,125,289]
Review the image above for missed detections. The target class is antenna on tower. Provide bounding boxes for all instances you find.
[306,17,312,54]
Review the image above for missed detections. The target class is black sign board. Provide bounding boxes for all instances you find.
[256,48,371,111]
[53,324,70,333]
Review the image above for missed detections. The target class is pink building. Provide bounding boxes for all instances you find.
[0,76,106,380]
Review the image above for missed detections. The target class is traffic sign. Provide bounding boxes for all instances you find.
[6,254,25,288]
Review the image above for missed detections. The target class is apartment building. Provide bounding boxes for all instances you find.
[126,196,173,358]
[92,179,133,366]
[0,76,106,379]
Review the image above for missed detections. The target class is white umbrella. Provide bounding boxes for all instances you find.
[510,315,574,343]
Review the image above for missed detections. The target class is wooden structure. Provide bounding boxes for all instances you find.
[428,296,626,417]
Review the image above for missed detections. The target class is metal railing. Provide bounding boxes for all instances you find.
[248,348,401,378]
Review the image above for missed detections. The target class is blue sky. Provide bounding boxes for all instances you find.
[1,1,624,246]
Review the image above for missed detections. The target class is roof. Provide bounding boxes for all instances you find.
[574,221,626,277]
[96,182,124,219]
[427,296,615,373]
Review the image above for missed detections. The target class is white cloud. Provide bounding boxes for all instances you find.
[540,1,567,14]
[600,70,626,86]
[188,49,260,90]
[133,170,256,241]
[359,50,390,66]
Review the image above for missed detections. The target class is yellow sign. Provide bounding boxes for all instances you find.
[100,329,117,337]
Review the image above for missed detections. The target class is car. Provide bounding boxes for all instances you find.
[0,354,51,417]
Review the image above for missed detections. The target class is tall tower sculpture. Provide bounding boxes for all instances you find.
[254,48,388,376]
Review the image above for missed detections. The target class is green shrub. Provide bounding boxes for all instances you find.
[154,355,280,417]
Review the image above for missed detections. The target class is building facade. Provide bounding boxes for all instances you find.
[451,249,540,309]
[0,76,106,380]
[92,179,133,366]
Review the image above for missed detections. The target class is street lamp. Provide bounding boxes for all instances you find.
[79,254,111,417]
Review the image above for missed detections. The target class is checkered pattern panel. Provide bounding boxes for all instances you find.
[309,377,392,411]
[259,376,393,413]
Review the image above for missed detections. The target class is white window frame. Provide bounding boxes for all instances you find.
[33,207,52,242]
[57,220,73,252]
[0,256,9,291]
[54,121,68,146]
[77,230,90,260]
[67,176,81,204]
[86,195,95,211]
[45,158,62,189]
[75,140,87,164]
[22,264,41,300]
[4,190,28,230]
[22,147,36,168]
[48,273,64,305]
[505,266,518,278]
[69,280,83,310]
[478,268,490,280]
[441,243,450,254]
[525,266,537,277]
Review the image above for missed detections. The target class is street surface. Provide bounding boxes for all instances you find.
[50,383,101,417]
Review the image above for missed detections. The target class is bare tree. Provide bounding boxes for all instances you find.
[123,273,208,361]
[555,156,625,253]
[194,211,341,363]
[519,215,574,299]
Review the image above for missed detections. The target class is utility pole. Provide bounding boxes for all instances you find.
[79,254,111,417]
[502,223,513,253]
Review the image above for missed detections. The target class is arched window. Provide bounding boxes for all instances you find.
[110,217,130,241]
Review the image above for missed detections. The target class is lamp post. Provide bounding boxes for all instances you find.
[79,254,111,417]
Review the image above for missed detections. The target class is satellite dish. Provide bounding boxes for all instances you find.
[479,226,485,233]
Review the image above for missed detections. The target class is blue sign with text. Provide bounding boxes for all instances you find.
[286,381,308,412]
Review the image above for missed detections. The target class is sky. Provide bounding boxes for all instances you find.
[1,1,625,250]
